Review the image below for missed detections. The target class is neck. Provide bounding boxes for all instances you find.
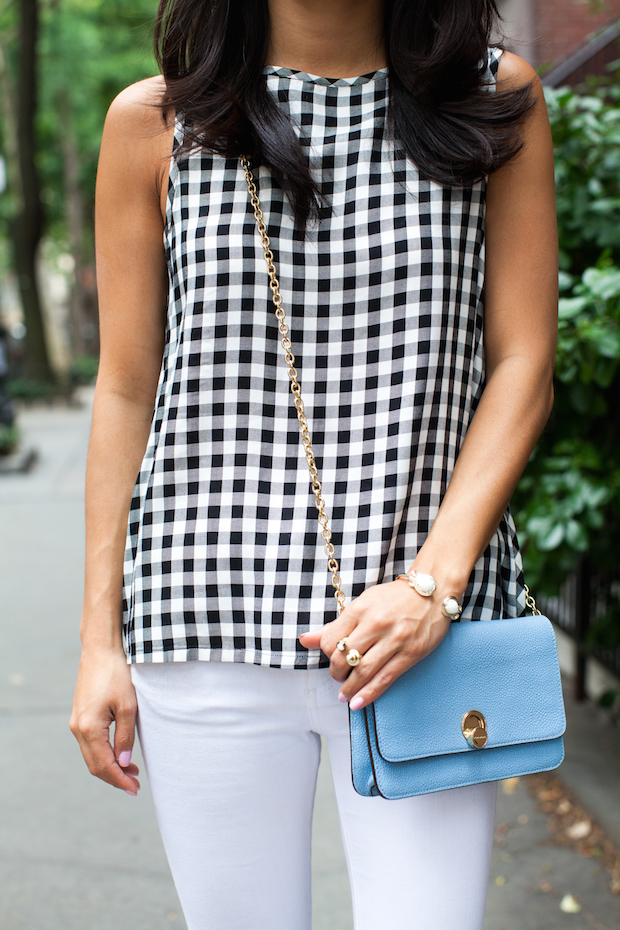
[266,0,386,77]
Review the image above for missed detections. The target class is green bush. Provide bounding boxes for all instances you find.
[546,82,620,274]
[513,260,620,591]
[6,377,66,401]
[69,354,99,385]
[512,85,620,617]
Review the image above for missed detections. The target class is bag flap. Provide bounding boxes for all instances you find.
[371,616,566,763]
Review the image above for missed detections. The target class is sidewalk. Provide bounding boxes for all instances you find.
[1,394,619,930]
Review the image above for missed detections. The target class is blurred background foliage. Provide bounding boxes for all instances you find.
[36,0,157,244]
[513,83,620,624]
[550,82,620,274]
[0,0,157,385]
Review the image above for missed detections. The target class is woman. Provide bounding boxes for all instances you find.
[70,1,558,928]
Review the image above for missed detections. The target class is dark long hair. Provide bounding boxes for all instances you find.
[155,0,534,227]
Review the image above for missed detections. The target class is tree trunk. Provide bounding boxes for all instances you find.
[12,0,53,382]
[59,91,87,357]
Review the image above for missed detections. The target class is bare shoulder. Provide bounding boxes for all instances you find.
[99,76,173,210]
[496,50,541,95]
[104,76,171,138]
[486,47,555,208]
[494,50,551,162]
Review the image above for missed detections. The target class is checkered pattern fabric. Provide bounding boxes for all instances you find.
[123,47,526,667]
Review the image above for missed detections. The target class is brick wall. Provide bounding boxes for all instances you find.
[535,0,620,67]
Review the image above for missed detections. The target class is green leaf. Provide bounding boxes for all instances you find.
[578,484,610,509]
[565,520,589,551]
[582,266,620,298]
[558,297,588,319]
[587,328,620,359]
[537,522,565,552]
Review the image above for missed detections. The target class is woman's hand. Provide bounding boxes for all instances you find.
[299,579,453,710]
[70,80,172,797]
[70,648,140,796]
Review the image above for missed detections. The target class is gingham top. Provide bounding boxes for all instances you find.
[123,47,526,667]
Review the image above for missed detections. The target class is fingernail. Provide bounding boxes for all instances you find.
[119,750,132,767]
[338,691,348,704]
[124,789,137,797]
[349,696,365,712]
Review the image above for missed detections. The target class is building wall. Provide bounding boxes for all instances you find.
[499,0,537,64]
[499,0,620,68]
[535,0,620,67]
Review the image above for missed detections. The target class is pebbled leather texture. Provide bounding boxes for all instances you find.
[350,615,566,799]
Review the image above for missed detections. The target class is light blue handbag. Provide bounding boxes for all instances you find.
[245,162,567,801]
[349,613,566,799]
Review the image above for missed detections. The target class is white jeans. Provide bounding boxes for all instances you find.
[132,661,497,930]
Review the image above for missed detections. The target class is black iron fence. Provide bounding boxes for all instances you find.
[539,560,620,700]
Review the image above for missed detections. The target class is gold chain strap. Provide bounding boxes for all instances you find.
[241,156,540,621]
[524,585,540,616]
[241,156,346,616]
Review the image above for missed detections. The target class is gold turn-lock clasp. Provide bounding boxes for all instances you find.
[461,711,488,749]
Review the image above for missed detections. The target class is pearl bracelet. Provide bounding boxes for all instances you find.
[395,569,437,597]
[441,596,463,621]
[396,570,463,620]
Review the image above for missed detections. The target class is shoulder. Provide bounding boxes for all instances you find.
[496,50,541,95]
[104,76,171,137]
[487,49,554,184]
[99,77,173,209]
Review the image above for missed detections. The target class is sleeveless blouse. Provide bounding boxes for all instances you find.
[123,47,526,668]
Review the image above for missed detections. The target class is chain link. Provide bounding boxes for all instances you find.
[524,585,540,616]
[241,156,346,616]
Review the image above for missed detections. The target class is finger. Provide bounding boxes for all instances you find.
[116,757,141,795]
[298,630,323,649]
[94,740,141,795]
[299,613,357,657]
[318,607,366,658]
[342,651,419,710]
[113,702,138,771]
[113,707,141,794]
[72,715,141,794]
[122,762,141,777]
[328,613,403,682]
[335,634,401,695]
[329,635,381,683]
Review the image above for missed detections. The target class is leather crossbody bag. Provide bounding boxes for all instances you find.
[242,157,567,799]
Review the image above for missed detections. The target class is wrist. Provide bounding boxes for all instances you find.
[395,569,465,621]
[80,637,126,659]
[406,554,471,600]
[79,608,125,655]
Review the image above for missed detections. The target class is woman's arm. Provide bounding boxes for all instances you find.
[301,52,558,706]
[70,77,173,793]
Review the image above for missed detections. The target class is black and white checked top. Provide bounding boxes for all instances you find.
[123,47,526,668]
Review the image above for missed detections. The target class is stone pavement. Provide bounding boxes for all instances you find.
[1,393,619,930]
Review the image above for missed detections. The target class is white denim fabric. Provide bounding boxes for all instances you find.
[132,660,497,930]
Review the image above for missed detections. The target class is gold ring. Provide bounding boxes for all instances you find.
[336,639,348,652]
[346,649,362,667]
